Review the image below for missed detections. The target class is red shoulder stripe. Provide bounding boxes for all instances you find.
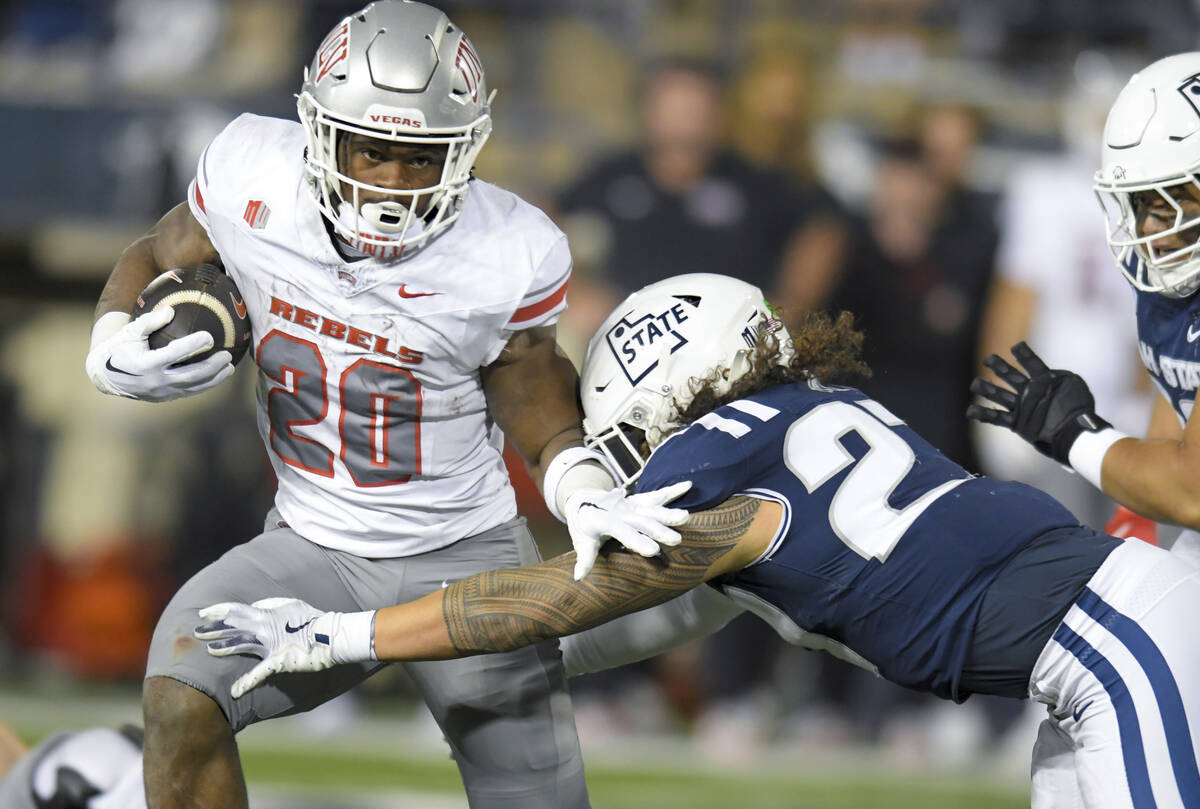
[509,278,569,325]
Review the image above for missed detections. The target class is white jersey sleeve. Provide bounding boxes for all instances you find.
[505,234,571,331]
[187,113,274,239]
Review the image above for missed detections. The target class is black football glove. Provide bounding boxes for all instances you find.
[967,341,1111,465]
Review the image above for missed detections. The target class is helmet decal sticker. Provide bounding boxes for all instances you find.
[455,36,484,102]
[314,21,350,85]
[604,299,693,386]
[1177,73,1200,121]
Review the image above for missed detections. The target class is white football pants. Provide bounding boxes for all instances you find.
[1029,538,1200,809]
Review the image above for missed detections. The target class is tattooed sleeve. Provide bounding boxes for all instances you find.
[443,496,761,655]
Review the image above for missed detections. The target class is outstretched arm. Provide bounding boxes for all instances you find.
[559,585,745,677]
[431,496,767,657]
[969,342,1200,528]
[197,496,779,696]
[1093,395,1200,527]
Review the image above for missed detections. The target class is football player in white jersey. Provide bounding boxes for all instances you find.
[82,3,687,808]
[967,52,1200,569]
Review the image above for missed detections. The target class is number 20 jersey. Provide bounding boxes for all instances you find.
[635,380,1078,701]
[187,114,572,557]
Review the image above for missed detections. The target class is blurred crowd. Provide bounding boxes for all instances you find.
[0,0,1194,770]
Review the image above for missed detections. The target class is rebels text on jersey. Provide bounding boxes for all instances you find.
[636,381,1078,701]
[1134,287,1200,424]
[186,114,571,557]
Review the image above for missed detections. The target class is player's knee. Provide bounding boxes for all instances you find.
[143,675,229,744]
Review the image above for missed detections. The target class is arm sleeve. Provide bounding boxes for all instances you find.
[186,113,263,239]
[559,585,745,677]
[505,234,572,330]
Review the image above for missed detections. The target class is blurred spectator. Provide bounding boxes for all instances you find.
[974,51,1155,530]
[916,102,997,221]
[728,51,818,185]
[555,58,821,340]
[730,50,852,322]
[821,134,996,470]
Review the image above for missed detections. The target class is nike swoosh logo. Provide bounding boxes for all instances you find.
[231,293,247,319]
[285,618,315,633]
[105,358,137,376]
[1072,700,1093,722]
[1188,324,1200,343]
[398,284,441,299]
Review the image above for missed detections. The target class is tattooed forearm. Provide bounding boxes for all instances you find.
[442,496,762,654]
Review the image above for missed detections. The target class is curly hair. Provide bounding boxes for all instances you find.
[673,308,870,432]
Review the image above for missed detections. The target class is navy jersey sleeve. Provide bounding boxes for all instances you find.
[634,416,768,511]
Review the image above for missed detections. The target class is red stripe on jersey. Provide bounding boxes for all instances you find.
[193,183,206,213]
[509,278,569,325]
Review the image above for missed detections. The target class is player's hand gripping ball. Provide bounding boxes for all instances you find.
[132,264,252,366]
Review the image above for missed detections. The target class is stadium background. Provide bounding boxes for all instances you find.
[0,1,1194,806]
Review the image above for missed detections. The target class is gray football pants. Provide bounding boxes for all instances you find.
[145,514,588,808]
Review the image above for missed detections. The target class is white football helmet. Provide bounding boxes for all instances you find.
[1095,52,1200,297]
[581,273,789,486]
[297,1,493,256]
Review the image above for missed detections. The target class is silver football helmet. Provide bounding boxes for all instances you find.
[1095,52,1200,297]
[580,273,790,486]
[297,1,493,255]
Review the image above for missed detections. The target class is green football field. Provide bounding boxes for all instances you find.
[241,746,1028,809]
[0,684,1030,808]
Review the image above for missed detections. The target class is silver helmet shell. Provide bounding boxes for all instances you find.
[297,1,493,256]
[580,273,790,486]
[1095,52,1200,297]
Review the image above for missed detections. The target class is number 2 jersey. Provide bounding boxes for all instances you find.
[635,380,1081,701]
[187,114,572,557]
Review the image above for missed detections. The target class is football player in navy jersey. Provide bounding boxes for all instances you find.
[198,274,1200,808]
[968,52,1200,565]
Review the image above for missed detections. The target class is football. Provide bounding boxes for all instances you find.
[131,264,252,366]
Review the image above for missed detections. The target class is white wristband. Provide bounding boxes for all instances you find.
[542,446,615,522]
[1068,427,1127,490]
[327,610,377,664]
[91,311,131,349]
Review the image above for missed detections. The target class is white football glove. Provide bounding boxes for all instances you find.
[85,309,235,402]
[194,598,375,699]
[564,480,693,580]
